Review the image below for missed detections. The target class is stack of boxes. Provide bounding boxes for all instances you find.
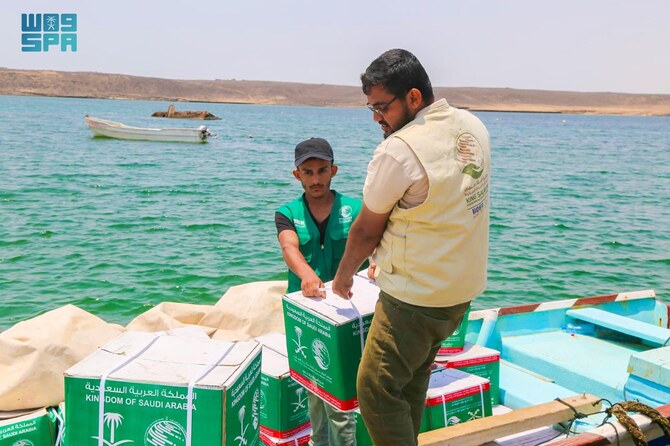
[63,331,262,446]
[282,278,502,445]
[420,368,493,430]
[255,333,311,445]
[435,342,501,406]
[9,270,500,446]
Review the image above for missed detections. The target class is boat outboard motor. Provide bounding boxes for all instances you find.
[198,125,217,141]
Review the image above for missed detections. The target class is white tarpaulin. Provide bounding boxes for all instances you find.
[201,281,288,341]
[126,301,216,335]
[0,305,124,411]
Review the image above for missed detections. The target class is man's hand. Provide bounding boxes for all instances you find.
[367,259,377,280]
[301,273,326,298]
[332,272,353,299]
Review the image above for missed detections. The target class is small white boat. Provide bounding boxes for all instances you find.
[84,115,216,143]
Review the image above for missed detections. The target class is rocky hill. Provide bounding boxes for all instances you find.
[1,68,669,115]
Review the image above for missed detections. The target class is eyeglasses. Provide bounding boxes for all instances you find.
[366,96,398,115]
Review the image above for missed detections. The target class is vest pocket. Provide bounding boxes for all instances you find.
[378,221,408,274]
[377,240,394,274]
[391,231,406,273]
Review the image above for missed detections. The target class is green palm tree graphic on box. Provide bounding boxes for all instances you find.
[293,327,307,358]
[291,387,307,412]
[91,412,133,446]
[234,406,249,446]
[12,440,35,446]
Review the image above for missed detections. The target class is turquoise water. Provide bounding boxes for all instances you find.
[0,95,668,330]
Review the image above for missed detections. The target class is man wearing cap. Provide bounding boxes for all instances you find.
[332,49,491,445]
[275,137,360,446]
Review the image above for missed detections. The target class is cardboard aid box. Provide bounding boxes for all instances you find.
[0,408,58,446]
[438,307,471,354]
[435,342,501,405]
[255,333,310,439]
[260,425,310,446]
[64,331,262,446]
[282,275,379,411]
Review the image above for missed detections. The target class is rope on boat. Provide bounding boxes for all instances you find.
[538,398,670,446]
[606,401,670,446]
[608,404,646,446]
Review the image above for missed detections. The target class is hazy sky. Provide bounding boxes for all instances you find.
[2,0,670,94]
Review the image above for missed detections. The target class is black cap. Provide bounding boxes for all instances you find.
[294,138,333,167]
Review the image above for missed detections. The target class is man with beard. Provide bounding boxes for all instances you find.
[275,137,360,446]
[332,49,491,445]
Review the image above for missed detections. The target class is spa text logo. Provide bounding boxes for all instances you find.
[21,13,77,52]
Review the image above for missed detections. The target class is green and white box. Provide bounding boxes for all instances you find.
[64,331,262,446]
[255,333,310,439]
[438,307,471,355]
[0,408,57,446]
[260,425,310,446]
[283,275,379,411]
[435,342,500,405]
[421,368,492,431]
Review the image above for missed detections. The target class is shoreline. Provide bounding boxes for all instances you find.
[2,68,670,116]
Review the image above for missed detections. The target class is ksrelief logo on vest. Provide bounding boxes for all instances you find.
[455,133,484,179]
[339,206,352,218]
[338,205,353,223]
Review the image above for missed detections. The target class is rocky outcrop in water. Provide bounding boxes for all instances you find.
[151,104,220,120]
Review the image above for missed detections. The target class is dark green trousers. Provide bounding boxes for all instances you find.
[357,291,470,446]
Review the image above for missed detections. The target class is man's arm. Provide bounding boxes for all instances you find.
[278,229,326,297]
[332,205,391,298]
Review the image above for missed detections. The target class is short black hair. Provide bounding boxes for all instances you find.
[361,49,434,103]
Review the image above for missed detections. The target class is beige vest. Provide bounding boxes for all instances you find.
[374,99,491,307]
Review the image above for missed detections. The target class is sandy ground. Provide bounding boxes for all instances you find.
[2,68,669,116]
